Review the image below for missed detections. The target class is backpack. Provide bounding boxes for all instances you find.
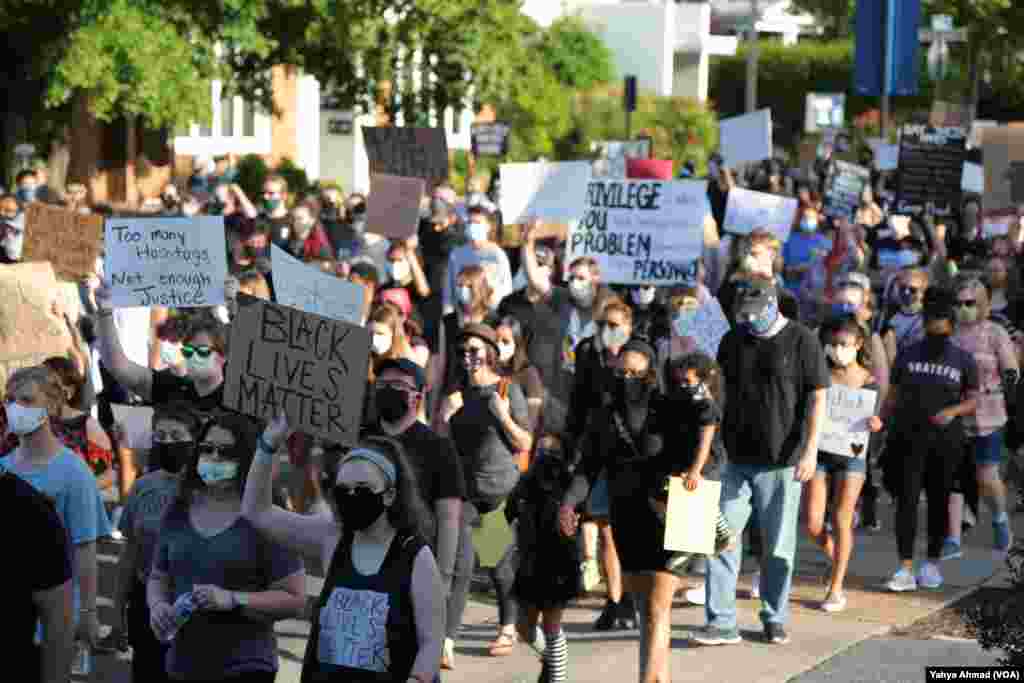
[470,377,522,514]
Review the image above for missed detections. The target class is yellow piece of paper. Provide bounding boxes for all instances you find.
[472,503,515,568]
[663,477,722,556]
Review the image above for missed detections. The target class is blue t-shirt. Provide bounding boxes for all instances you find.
[782,232,831,290]
[0,447,112,546]
[892,338,980,429]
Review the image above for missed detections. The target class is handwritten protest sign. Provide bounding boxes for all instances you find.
[872,143,900,171]
[104,217,228,308]
[664,477,722,556]
[499,161,591,225]
[723,187,799,243]
[0,262,72,363]
[24,204,104,280]
[367,174,424,240]
[823,161,871,221]
[271,245,364,325]
[719,109,773,167]
[223,296,371,445]
[362,127,449,187]
[896,124,968,215]
[592,139,653,178]
[820,385,878,458]
[983,127,1024,212]
[690,298,731,358]
[565,180,708,285]
[962,162,984,194]
[471,122,511,157]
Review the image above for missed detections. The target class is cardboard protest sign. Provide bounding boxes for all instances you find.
[968,120,997,149]
[470,122,511,157]
[104,217,228,308]
[592,139,653,178]
[664,477,722,555]
[362,127,449,187]
[719,109,773,167]
[23,204,104,280]
[690,298,731,358]
[983,127,1024,213]
[499,161,592,225]
[962,162,984,194]
[820,385,878,459]
[0,262,72,362]
[565,180,708,285]
[223,295,371,445]
[981,210,1017,239]
[271,245,364,325]
[627,159,673,180]
[367,174,425,240]
[895,124,968,215]
[723,187,799,243]
[823,161,871,221]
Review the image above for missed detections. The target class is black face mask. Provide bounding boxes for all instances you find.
[153,441,194,473]
[376,386,411,424]
[671,383,702,403]
[616,376,652,404]
[333,486,389,531]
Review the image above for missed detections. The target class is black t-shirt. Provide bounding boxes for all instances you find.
[449,381,529,480]
[370,421,466,512]
[2,470,72,676]
[151,369,225,414]
[498,286,573,406]
[632,303,671,347]
[717,276,800,323]
[892,338,979,430]
[659,392,724,475]
[717,321,831,466]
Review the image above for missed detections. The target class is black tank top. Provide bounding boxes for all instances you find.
[301,529,426,683]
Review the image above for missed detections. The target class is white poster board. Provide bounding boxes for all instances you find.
[691,297,731,358]
[719,109,773,167]
[271,245,365,325]
[592,139,653,178]
[805,93,846,133]
[105,217,228,308]
[962,162,984,194]
[664,477,722,556]
[565,179,708,285]
[111,404,155,451]
[499,161,592,225]
[722,187,799,243]
[870,143,900,171]
[820,385,878,459]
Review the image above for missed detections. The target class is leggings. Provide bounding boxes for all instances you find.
[491,544,519,627]
[447,502,478,640]
[893,434,957,561]
[128,579,169,683]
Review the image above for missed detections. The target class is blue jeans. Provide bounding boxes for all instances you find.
[706,463,803,630]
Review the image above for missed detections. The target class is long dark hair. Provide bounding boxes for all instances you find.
[496,316,529,375]
[174,411,260,510]
[323,434,433,542]
[819,315,871,370]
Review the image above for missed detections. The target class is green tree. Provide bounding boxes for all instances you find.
[537,16,616,91]
[789,0,855,39]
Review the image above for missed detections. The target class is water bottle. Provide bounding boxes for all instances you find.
[71,641,92,677]
[162,592,197,643]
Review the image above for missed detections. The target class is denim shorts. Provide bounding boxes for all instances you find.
[586,475,611,519]
[816,451,867,477]
[972,429,1006,467]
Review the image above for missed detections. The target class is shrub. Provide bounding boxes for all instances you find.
[966,543,1024,667]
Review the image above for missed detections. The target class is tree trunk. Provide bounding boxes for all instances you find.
[968,37,981,123]
[48,125,71,191]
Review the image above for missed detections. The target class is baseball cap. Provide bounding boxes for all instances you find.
[375,358,427,391]
[733,277,777,319]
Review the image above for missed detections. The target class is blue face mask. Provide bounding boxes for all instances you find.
[16,187,36,203]
[467,221,490,242]
[737,299,779,336]
[831,302,859,318]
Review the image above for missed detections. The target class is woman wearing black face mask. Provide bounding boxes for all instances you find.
[243,425,443,683]
[111,402,200,683]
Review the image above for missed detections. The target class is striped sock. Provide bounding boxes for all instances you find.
[542,630,568,683]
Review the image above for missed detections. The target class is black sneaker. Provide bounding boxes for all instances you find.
[537,660,550,683]
[593,599,618,631]
[615,594,638,630]
[764,623,789,644]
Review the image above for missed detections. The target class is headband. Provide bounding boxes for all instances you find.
[340,448,397,487]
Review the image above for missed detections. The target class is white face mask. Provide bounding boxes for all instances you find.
[389,260,410,283]
[457,286,474,306]
[569,278,594,307]
[825,344,858,367]
[197,458,238,485]
[160,341,182,367]
[467,221,490,243]
[5,403,48,436]
[372,333,393,355]
[631,287,656,306]
[498,341,515,363]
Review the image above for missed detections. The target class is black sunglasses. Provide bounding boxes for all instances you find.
[197,443,232,457]
[954,300,977,308]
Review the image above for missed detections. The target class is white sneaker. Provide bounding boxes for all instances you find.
[749,571,761,600]
[684,581,707,606]
[441,637,455,670]
[821,591,847,613]
[886,566,918,592]
[917,561,943,589]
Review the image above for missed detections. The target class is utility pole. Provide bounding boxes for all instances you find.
[745,0,760,113]
[880,0,893,139]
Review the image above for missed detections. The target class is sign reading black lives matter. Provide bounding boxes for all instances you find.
[565,179,708,285]
[362,127,449,188]
[896,124,968,215]
[823,160,871,221]
[471,122,511,157]
[223,296,371,446]
[105,217,228,308]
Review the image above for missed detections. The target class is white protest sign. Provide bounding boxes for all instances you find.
[820,385,878,459]
[271,245,365,325]
[111,404,154,451]
[962,162,984,194]
[565,179,708,285]
[719,109,773,167]
[499,161,592,225]
[664,477,722,555]
[870,143,900,171]
[723,187,799,243]
[691,297,731,358]
[105,217,228,308]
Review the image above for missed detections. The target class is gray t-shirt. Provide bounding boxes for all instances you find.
[154,506,303,679]
[118,471,179,582]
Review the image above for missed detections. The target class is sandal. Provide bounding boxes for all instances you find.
[488,631,518,656]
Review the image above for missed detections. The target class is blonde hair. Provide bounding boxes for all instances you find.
[5,366,64,416]
[456,264,493,319]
